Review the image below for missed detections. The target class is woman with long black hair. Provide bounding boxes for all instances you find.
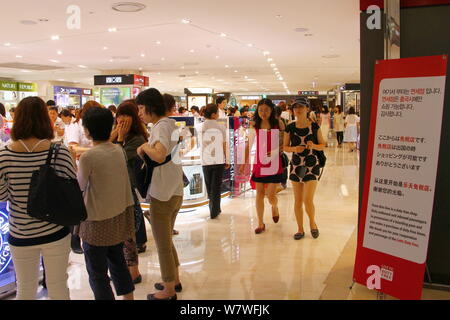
[240,99,286,234]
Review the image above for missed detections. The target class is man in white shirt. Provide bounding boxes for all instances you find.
[216,97,228,119]
[201,104,230,219]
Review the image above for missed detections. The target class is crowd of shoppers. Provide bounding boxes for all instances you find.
[0,89,360,300]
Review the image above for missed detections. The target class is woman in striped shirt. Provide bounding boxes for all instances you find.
[0,97,77,300]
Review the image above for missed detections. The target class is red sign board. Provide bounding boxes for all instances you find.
[353,55,448,300]
[134,75,149,86]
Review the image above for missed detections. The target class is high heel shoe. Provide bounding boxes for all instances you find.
[272,207,280,224]
[255,224,266,234]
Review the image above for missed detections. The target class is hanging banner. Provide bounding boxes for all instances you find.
[353,55,448,300]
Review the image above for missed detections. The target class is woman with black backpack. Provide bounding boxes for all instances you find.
[283,98,326,241]
[0,97,76,299]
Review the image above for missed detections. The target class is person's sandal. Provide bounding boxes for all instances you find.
[255,224,266,234]
[294,232,305,240]
[311,229,320,239]
[147,293,177,301]
[154,282,183,292]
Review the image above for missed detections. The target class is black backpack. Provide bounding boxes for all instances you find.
[27,144,87,226]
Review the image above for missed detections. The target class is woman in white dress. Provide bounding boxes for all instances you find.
[319,106,331,147]
[343,107,360,152]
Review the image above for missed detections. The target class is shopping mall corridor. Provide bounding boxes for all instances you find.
[59,147,449,300]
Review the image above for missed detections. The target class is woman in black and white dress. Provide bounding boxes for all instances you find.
[283,98,326,241]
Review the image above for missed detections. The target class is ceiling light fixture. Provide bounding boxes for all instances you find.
[78,65,87,68]
[220,33,227,37]
[51,35,60,40]
[273,68,279,71]
[57,50,63,55]
[270,64,276,68]
[109,59,114,62]
[155,41,161,45]
[247,43,253,47]
[234,70,238,73]
[267,58,273,62]
[108,27,117,32]
[215,56,220,59]
[181,18,191,24]
[4,43,11,47]
[140,53,146,57]
[15,55,23,58]
[263,51,270,56]
[225,65,229,68]
[49,59,59,63]
[21,70,31,73]
[189,49,195,53]
[111,2,146,12]
[103,46,108,50]
[161,57,165,61]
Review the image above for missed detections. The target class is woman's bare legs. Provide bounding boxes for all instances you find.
[255,183,266,228]
[292,182,305,233]
[303,181,318,230]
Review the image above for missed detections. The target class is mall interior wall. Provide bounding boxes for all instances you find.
[360,2,450,287]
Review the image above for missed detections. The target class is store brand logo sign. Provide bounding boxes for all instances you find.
[366,5,381,30]
[0,210,12,275]
[106,77,123,84]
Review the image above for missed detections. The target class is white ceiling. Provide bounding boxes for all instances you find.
[0,0,360,95]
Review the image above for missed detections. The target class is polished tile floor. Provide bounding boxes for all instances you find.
[25,146,450,300]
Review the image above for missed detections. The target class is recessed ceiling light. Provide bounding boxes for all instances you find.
[294,27,309,33]
[278,77,284,81]
[244,76,248,79]
[78,65,87,68]
[57,50,63,55]
[108,27,117,32]
[103,46,109,50]
[322,54,340,59]
[4,43,11,47]
[21,70,31,73]
[273,68,279,71]
[49,59,59,63]
[215,56,220,59]
[157,72,161,75]
[220,33,227,37]
[161,57,165,61]
[109,59,114,62]
[111,2,146,12]
[225,65,229,68]
[51,35,60,40]
[195,71,199,74]
[140,53,146,57]
[155,41,161,45]
[247,43,253,47]
[270,64,276,68]
[189,49,195,53]
[139,67,143,71]
[181,18,191,24]
[57,79,65,81]
[20,20,37,25]
[267,58,273,62]
[263,51,270,56]
[15,55,23,58]
[234,70,238,73]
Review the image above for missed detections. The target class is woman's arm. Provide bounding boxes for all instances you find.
[307,128,326,151]
[77,153,92,193]
[139,141,168,164]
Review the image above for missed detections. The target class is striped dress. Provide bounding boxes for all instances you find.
[0,145,77,247]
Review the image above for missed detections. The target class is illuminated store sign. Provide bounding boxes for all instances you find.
[298,91,319,96]
[0,210,12,275]
[94,74,149,86]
